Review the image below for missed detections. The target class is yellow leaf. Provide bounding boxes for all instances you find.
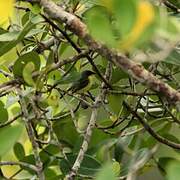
[0,0,14,26]
[119,1,155,51]
[110,114,118,122]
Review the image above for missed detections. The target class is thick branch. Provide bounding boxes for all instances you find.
[37,0,180,105]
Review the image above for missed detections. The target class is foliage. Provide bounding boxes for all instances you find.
[166,160,180,180]
[0,0,14,27]
[0,0,179,179]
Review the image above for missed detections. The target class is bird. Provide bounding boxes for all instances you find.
[60,70,95,98]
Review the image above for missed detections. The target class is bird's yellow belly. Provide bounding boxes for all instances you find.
[77,76,93,93]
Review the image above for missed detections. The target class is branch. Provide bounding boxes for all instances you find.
[162,0,180,13]
[127,145,158,180]
[65,63,112,179]
[0,79,19,90]
[17,89,45,180]
[37,0,180,105]
[41,14,112,89]
[0,161,37,172]
[123,101,180,149]
[0,114,22,128]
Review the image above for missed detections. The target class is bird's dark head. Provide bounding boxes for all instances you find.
[81,70,95,78]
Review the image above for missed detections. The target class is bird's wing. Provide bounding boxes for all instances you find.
[71,77,89,93]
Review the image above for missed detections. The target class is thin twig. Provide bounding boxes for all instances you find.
[123,101,180,149]
[0,161,37,172]
[0,114,22,128]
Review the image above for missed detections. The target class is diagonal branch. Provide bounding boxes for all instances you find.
[123,101,180,149]
[37,0,180,105]
[41,14,112,89]
[162,0,180,13]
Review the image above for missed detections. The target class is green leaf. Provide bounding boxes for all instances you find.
[28,3,41,15]
[116,0,156,51]
[22,62,36,86]
[159,17,180,39]
[21,11,30,26]
[13,51,40,78]
[113,0,137,36]
[167,161,180,180]
[47,89,60,107]
[59,42,69,56]
[39,144,60,158]
[85,6,115,46]
[0,15,42,57]
[96,138,118,162]
[161,133,180,144]
[53,117,79,146]
[47,70,62,85]
[13,142,25,160]
[60,154,101,176]
[158,157,177,172]
[89,128,112,150]
[95,163,116,180]
[0,23,34,56]
[114,142,124,162]
[25,28,45,38]
[107,94,124,114]
[0,100,8,123]
[111,68,129,84]
[21,145,59,174]
[0,74,8,84]
[44,168,58,179]
[164,49,180,66]
[157,122,172,136]
[0,40,18,58]
[46,50,54,66]
[0,31,19,42]
[46,175,64,180]
[0,124,23,156]
[21,154,35,174]
[112,161,121,176]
